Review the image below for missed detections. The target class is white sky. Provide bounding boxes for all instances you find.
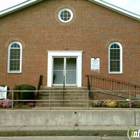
[0,0,140,15]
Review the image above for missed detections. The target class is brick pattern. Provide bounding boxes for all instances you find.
[0,0,140,90]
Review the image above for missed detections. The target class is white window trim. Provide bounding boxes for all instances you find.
[7,42,22,73]
[108,42,123,74]
[47,51,83,87]
[58,8,73,23]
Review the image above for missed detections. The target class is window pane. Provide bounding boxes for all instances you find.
[10,49,20,59]
[11,43,20,48]
[110,43,121,72]
[110,61,120,72]
[110,49,120,60]
[59,9,72,22]
[53,58,64,70]
[10,60,20,71]
[9,42,21,72]
[110,44,120,49]
[60,10,71,21]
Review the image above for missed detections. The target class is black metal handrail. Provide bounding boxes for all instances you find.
[86,75,140,98]
[37,75,43,97]
[86,75,92,98]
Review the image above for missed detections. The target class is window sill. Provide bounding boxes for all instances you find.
[109,72,123,74]
[7,71,22,74]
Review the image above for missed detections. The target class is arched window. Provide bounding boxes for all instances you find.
[108,42,122,73]
[8,42,22,73]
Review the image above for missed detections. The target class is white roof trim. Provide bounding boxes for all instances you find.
[0,0,43,17]
[88,0,140,21]
[0,0,140,21]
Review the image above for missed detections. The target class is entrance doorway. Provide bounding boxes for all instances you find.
[53,57,76,86]
[47,51,82,87]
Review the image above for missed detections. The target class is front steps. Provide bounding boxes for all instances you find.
[36,87,88,107]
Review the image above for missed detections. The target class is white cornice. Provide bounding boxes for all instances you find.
[0,0,43,17]
[88,0,140,22]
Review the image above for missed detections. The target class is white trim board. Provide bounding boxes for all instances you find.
[0,0,43,17]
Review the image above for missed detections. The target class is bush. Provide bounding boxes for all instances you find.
[91,101,98,107]
[102,103,106,107]
[104,100,117,107]
[0,99,12,108]
[97,101,104,107]
[120,102,127,108]
[13,84,36,100]
[137,102,140,108]
[127,101,134,108]
[91,100,140,108]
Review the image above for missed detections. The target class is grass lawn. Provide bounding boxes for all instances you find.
[0,130,127,137]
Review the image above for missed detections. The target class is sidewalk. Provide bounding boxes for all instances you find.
[0,126,140,140]
[0,125,140,131]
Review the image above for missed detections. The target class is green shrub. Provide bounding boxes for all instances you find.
[116,101,120,107]
[102,103,106,107]
[121,102,128,108]
[116,102,123,108]
[13,84,36,100]
[91,102,98,107]
[137,102,140,108]
[116,101,128,108]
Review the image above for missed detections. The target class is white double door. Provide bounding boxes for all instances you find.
[53,57,77,86]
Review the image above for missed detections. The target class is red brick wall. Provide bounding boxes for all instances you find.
[0,0,140,89]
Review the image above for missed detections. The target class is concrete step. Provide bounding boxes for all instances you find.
[39,92,87,96]
[38,94,87,98]
[37,87,88,107]
[38,97,87,100]
[39,91,87,95]
[40,86,87,90]
[38,93,87,99]
[36,102,88,107]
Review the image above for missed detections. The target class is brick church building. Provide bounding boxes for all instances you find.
[0,0,140,89]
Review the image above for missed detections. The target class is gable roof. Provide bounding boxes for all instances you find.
[0,0,140,21]
[0,0,43,17]
[89,0,140,21]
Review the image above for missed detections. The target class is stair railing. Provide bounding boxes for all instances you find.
[86,75,140,98]
[86,75,92,98]
[37,75,43,97]
[63,73,65,105]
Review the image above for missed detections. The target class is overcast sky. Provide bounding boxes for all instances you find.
[0,0,140,15]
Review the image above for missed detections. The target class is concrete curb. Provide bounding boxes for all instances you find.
[0,125,140,131]
[0,136,132,140]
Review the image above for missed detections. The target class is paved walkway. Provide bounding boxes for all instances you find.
[0,125,140,131]
[0,125,140,140]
